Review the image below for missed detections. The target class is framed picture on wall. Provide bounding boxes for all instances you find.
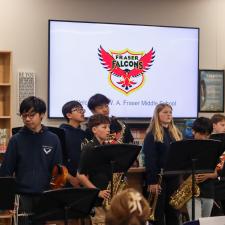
[199,70,224,112]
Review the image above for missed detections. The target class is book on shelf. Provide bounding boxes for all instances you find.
[0,129,9,153]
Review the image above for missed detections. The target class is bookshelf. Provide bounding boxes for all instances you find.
[0,52,11,153]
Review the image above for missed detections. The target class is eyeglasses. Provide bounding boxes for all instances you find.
[19,112,37,119]
[71,108,86,114]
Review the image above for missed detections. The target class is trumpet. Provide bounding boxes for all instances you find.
[148,169,163,221]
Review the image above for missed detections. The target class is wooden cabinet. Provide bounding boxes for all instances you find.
[0,52,11,153]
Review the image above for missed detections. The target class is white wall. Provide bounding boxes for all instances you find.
[0,0,224,127]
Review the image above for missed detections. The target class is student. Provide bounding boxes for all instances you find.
[186,117,217,219]
[105,188,151,225]
[210,113,225,215]
[142,103,182,225]
[211,114,225,134]
[77,114,111,225]
[60,100,86,187]
[0,96,62,225]
[86,93,134,143]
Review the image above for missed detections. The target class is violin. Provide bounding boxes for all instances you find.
[50,164,68,189]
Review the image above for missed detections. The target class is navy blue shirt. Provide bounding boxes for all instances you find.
[59,123,86,175]
[143,127,172,184]
[0,126,62,194]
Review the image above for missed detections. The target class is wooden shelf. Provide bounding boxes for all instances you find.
[0,52,11,83]
[0,83,10,86]
[128,167,145,173]
[0,52,11,149]
[0,116,11,119]
[0,86,11,116]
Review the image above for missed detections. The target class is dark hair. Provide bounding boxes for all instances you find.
[62,100,83,121]
[192,117,213,135]
[88,114,110,131]
[19,96,46,114]
[211,114,225,124]
[110,116,122,133]
[87,93,110,111]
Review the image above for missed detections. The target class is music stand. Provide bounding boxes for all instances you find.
[210,133,225,203]
[93,144,141,198]
[164,139,223,220]
[0,177,16,210]
[32,187,99,225]
[210,133,225,176]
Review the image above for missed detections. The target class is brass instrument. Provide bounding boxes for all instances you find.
[216,151,225,172]
[107,117,126,144]
[148,170,163,221]
[169,175,200,210]
[103,172,128,210]
[116,119,126,144]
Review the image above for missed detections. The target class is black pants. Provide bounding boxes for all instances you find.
[18,194,43,225]
[221,200,225,214]
[152,177,180,225]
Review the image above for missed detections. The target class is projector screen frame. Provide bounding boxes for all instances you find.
[48,19,200,121]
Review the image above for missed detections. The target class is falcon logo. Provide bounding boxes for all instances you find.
[98,46,155,94]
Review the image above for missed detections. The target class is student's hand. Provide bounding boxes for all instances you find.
[67,174,80,188]
[98,190,110,200]
[195,173,212,183]
[149,184,161,195]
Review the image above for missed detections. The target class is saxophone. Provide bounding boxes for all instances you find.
[116,119,126,144]
[107,117,126,144]
[169,175,200,210]
[102,172,128,210]
[148,170,163,221]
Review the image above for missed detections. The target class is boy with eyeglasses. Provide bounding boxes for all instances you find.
[86,93,134,143]
[0,96,62,225]
[60,100,86,187]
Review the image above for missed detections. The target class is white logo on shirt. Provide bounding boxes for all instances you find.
[42,145,53,154]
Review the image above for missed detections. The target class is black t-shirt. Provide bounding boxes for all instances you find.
[77,137,111,206]
[199,179,215,199]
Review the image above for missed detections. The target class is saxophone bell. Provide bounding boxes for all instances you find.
[102,173,128,210]
[169,175,200,210]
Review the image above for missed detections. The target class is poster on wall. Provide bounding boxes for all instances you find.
[199,70,224,112]
[18,71,36,109]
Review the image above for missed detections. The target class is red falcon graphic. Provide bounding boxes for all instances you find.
[98,45,155,90]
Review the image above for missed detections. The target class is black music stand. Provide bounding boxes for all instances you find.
[32,187,99,225]
[0,177,16,210]
[164,139,223,220]
[210,133,225,177]
[93,144,141,198]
